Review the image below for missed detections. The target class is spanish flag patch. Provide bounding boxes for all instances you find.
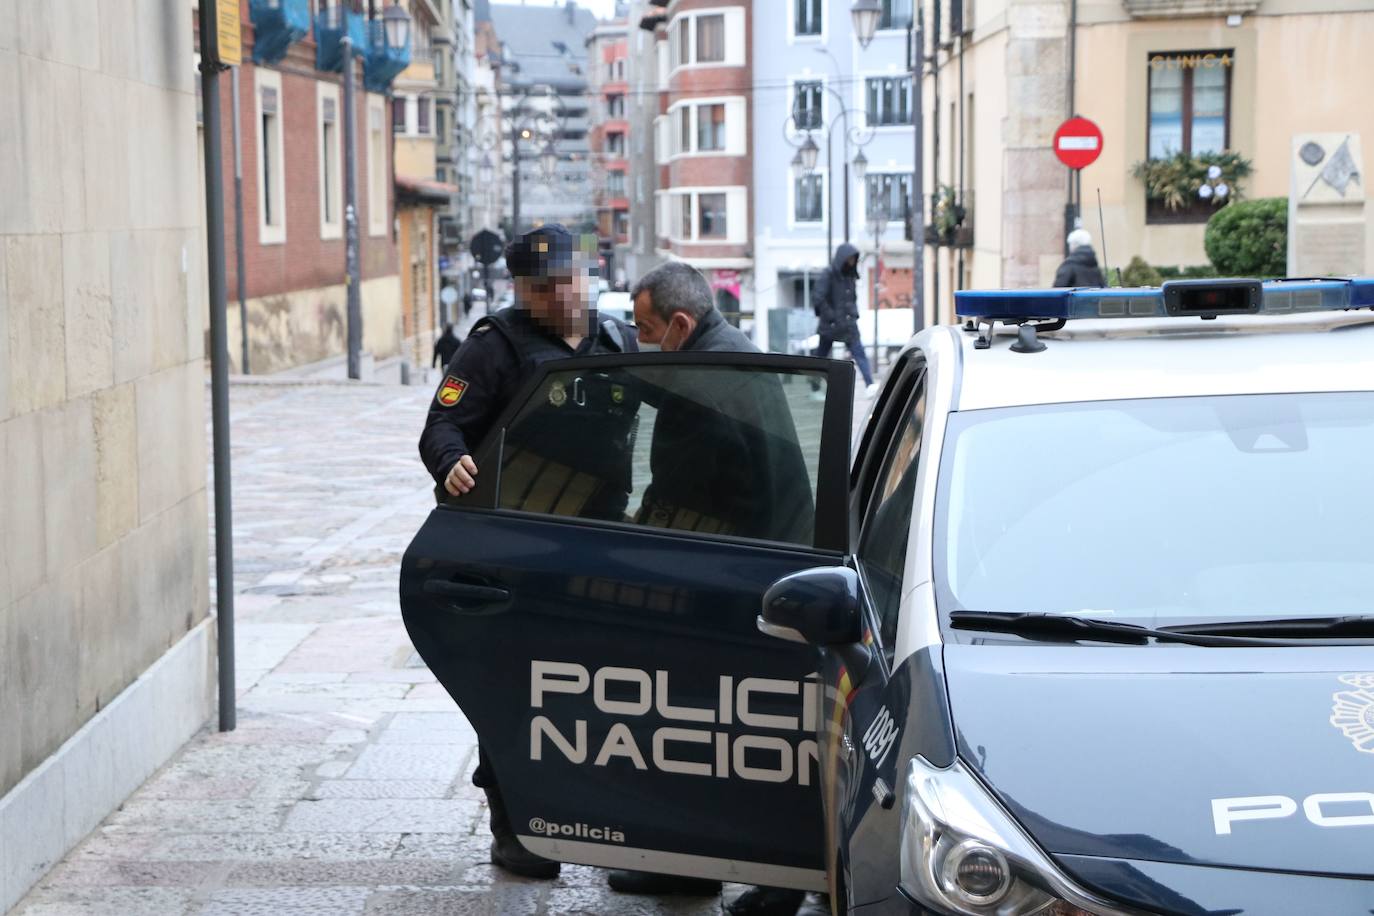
[436,375,468,408]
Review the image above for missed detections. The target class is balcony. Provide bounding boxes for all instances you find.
[363,18,411,92]
[918,189,974,249]
[314,6,366,73]
[251,0,310,65]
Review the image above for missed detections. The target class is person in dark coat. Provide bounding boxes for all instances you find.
[811,243,877,392]
[631,261,815,545]
[431,323,461,368]
[1053,228,1108,287]
[609,262,818,916]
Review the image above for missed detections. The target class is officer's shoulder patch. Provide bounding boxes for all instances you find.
[436,375,468,408]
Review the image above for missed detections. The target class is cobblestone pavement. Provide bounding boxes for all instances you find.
[12,340,878,916]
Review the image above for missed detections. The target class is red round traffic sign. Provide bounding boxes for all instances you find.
[1053,116,1103,170]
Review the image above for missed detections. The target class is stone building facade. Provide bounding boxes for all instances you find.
[1,3,214,910]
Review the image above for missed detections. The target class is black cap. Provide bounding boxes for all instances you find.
[505,224,574,278]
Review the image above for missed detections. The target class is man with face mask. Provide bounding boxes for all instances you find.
[416,224,637,880]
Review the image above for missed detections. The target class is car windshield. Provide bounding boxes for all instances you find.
[935,392,1374,626]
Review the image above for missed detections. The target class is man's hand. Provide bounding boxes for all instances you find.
[444,455,479,496]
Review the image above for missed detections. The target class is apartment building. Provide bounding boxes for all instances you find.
[587,15,632,287]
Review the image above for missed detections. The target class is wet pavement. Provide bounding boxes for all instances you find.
[11,330,878,916]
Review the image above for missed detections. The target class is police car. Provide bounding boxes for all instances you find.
[401,277,1374,915]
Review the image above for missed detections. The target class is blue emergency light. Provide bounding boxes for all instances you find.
[955,277,1374,322]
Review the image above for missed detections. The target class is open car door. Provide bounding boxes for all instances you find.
[401,351,853,890]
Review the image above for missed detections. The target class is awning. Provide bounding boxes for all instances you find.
[396,175,459,206]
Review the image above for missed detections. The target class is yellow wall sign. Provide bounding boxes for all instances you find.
[210,0,243,67]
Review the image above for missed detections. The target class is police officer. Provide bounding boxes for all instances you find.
[416,224,637,881]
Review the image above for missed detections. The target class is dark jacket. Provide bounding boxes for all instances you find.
[432,329,461,368]
[1053,246,1107,288]
[811,243,861,340]
[637,310,816,544]
[418,306,637,492]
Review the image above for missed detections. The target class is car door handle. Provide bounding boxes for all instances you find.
[423,579,511,613]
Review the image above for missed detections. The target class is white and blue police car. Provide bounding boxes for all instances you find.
[402,277,1374,915]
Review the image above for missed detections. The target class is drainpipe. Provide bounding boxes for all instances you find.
[1064,0,1078,253]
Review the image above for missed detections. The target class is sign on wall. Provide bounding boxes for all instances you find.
[204,0,243,68]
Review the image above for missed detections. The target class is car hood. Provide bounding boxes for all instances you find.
[943,644,1374,879]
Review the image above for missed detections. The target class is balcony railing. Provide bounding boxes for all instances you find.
[363,19,411,92]
[251,0,310,65]
[917,189,974,249]
[314,6,366,72]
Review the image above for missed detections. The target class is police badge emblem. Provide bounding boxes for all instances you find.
[548,380,568,407]
[1330,673,1374,754]
[611,384,625,404]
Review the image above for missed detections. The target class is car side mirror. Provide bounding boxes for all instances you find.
[758,566,862,646]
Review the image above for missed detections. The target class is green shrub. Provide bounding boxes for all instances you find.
[1132,152,1252,211]
[1121,256,1163,287]
[1204,197,1288,277]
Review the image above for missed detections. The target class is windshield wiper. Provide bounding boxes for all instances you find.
[1165,616,1374,640]
[948,611,1299,647]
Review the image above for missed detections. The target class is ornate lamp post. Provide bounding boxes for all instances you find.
[783,89,875,260]
[853,0,924,333]
[473,86,566,237]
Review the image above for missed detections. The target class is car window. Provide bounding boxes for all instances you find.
[937,391,1374,624]
[495,363,829,547]
[856,376,926,649]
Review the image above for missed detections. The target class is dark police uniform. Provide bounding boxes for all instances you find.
[414,224,637,880]
[418,229,638,500]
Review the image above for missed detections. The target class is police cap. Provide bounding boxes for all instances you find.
[506,224,576,278]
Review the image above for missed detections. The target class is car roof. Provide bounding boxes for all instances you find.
[952,312,1374,411]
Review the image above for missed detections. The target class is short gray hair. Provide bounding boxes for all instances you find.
[630,261,714,321]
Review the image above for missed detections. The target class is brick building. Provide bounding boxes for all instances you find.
[646,0,753,326]
[200,2,405,374]
[587,16,631,287]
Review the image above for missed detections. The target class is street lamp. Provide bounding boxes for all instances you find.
[479,153,494,185]
[790,149,804,170]
[851,0,882,48]
[852,149,868,183]
[798,135,820,173]
[539,143,558,182]
[382,2,411,53]
[852,0,924,334]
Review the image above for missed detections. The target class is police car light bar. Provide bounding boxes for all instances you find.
[955,277,1374,322]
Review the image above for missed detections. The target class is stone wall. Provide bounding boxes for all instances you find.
[0,0,212,803]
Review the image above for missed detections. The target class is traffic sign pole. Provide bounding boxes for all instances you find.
[1053,116,1103,254]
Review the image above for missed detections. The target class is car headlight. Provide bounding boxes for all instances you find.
[900,756,1142,916]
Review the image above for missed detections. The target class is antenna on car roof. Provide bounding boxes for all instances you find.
[1096,187,1120,287]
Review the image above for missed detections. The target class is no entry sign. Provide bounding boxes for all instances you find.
[1054,116,1103,170]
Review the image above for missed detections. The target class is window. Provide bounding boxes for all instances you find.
[614,210,629,238]
[393,95,408,133]
[674,19,689,68]
[678,106,691,153]
[494,363,827,547]
[867,76,911,125]
[697,104,725,152]
[795,0,822,36]
[417,97,431,135]
[436,106,447,143]
[607,170,626,197]
[607,132,626,156]
[698,192,727,238]
[367,98,387,236]
[256,70,285,245]
[866,173,911,221]
[793,80,822,130]
[607,94,625,118]
[858,376,925,649]
[879,0,912,29]
[696,14,725,63]
[679,194,693,239]
[795,173,823,223]
[1147,50,1232,159]
[318,85,342,239]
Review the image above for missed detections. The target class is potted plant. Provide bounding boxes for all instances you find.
[1132,152,1252,222]
[931,185,967,246]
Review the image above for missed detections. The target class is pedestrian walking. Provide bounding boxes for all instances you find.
[414,224,637,881]
[1054,228,1108,288]
[812,243,878,395]
[462,287,475,317]
[431,323,461,369]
